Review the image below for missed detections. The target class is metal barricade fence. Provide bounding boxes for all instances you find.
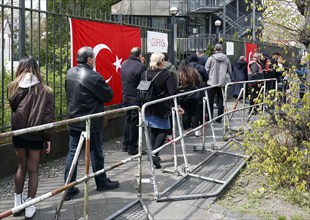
[0,81,279,218]
[140,78,291,202]
[0,106,147,220]
[141,84,249,202]
[223,78,278,138]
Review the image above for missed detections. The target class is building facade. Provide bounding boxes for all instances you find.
[112,0,263,40]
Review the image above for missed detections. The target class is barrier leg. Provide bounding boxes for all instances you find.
[54,132,86,220]
[84,120,91,220]
[173,98,190,173]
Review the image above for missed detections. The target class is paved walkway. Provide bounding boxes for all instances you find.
[0,110,261,220]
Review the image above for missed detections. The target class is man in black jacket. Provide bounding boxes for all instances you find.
[64,46,119,201]
[121,47,147,155]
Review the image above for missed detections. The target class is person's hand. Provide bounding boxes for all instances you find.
[177,106,185,115]
[44,141,51,154]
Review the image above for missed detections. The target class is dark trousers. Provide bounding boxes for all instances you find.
[150,128,168,157]
[64,130,107,189]
[182,100,199,130]
[123,110,139,151]
[207,87,224,122]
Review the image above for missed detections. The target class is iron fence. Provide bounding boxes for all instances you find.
[0,0,302,132]
[0,0,169,131]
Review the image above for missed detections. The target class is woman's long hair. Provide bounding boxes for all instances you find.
[8,56,52,99]
[178,60,200,88]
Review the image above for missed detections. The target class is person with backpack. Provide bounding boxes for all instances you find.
[141,52,177,169]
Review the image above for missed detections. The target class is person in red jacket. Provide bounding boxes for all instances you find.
[7,56,54,219]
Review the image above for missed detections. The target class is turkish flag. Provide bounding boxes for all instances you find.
[245,43,257,62]
[69,18,141,105]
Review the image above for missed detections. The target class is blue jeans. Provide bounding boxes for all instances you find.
[64,130,107,189]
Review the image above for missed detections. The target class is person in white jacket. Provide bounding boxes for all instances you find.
[205,44,232,123]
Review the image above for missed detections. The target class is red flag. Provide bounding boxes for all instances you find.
[245,43,257,62]
[69,18,141,105]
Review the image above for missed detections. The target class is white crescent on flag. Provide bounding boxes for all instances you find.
[93,44,122,83]
[93,44,114,83]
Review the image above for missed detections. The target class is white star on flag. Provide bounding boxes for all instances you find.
[113,55,122,72]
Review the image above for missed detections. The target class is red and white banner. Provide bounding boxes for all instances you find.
[69,18,141,105]
[245,43,258,62]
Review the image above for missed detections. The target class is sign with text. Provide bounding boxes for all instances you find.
[147,31,168,53]
[226,42,234,55]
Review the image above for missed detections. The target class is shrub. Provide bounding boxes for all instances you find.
[243,71,310,192]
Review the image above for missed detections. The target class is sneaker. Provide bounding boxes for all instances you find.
[24,197,36,219]
[152,156,161,169]
[97,178,120,191]
[13,193,24,217]
[64,187,80,201]
[127,149,147,155]
[194,130,201,137]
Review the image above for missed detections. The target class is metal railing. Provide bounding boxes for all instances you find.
[223,78,278,138]
[141,84,250,201]
[1,78,299,217]
[0,106,146,219]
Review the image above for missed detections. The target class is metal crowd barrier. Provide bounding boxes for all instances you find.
[0,79,278,218]
[223,78,278,138]
[0,106,150,220]
[141,84,249,202]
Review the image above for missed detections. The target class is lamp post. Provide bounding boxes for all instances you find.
[214,20,221,44]
[169,6,178,66]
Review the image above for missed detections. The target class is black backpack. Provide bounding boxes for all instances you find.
[137,70,162,104]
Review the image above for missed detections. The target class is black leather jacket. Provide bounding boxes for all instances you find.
[65,63,113,132]
[121,56,147,107]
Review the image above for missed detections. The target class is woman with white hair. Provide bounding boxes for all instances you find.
[142,52,177,169]
[247,52,263,114]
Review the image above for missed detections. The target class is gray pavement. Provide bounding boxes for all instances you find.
[0,112,261,220]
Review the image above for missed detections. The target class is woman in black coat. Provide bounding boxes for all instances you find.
[143,52,177,169]
[231,56,248,98]
[177,60,201,135]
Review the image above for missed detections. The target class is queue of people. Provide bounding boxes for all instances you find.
[7,44,308,218]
